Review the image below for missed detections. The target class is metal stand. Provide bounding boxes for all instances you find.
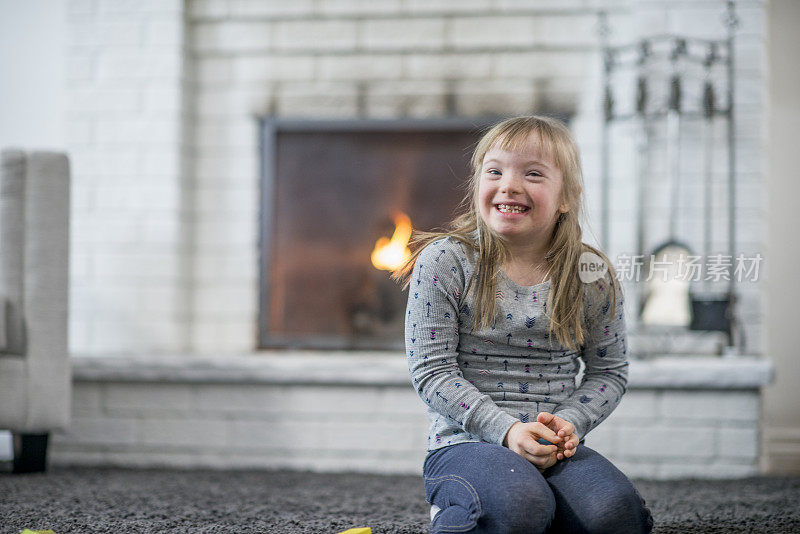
[599,1,741,351]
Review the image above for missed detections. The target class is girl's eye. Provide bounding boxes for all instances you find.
[527,171,542,177]
[487,169,501,175]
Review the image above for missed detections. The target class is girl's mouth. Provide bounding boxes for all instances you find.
[495,204,530,217]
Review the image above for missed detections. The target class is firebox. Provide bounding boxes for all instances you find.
[258,117,499,351]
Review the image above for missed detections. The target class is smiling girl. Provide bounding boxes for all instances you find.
[393,116,653,533]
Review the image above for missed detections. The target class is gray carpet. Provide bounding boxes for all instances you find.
[1,466,799,533]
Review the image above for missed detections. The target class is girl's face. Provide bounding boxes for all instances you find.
[477,133,569,250]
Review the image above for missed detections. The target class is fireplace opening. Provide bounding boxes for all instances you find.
[258,118,499,351]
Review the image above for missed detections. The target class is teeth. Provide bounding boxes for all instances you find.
[497,204,528,213]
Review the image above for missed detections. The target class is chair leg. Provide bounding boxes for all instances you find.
[12,432,49,473]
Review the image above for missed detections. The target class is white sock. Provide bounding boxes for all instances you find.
[430,504,442,522]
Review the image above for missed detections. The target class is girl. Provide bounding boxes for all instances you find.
[393,116,654,533]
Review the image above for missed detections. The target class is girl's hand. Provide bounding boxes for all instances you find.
[536,412,579,460]
[502,421,562,472]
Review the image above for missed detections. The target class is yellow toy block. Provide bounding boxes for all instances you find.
[20,530,57,534]
[335,529,372,534]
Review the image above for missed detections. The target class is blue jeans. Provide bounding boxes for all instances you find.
[423,442,654,534]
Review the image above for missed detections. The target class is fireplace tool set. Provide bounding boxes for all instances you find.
[599,2,742,353]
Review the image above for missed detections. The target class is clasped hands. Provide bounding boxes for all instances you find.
[502,412,579,473]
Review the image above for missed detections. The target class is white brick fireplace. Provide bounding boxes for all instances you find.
[46,0,775,477]
[64,0,767,356]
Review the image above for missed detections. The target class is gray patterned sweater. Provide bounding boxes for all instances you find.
[404,234,629,451]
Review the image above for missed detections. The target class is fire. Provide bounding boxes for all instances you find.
[371,210,413,271]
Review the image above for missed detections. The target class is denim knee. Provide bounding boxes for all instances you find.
[575,483,654,534]
[425,466,556,534]
[424,443,560,534]
[480,474,556,534]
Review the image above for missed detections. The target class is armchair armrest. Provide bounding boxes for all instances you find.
[0,295,6,351]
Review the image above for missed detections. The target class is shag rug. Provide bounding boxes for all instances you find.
[1,467,799,533]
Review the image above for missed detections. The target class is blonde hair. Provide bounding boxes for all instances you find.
[392,115,620,351]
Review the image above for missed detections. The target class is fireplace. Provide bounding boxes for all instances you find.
[257,118,498,351]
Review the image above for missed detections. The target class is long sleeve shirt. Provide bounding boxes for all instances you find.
[404,233,629,451]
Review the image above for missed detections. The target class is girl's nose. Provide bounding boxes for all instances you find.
[499,173,523,193]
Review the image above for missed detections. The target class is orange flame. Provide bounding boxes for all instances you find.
[371,210,413,271]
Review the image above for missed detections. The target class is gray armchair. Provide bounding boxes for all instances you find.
[0,149,71,473]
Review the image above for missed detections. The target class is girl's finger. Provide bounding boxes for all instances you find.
[537,412,553,424]
[561,433,578,446]
[532,451,557,470]
[536,444,558,457]
[521,450,548,469]
[533,422,562,443]
[528,439,558,457]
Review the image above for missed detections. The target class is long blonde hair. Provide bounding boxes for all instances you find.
[392,115,620,351]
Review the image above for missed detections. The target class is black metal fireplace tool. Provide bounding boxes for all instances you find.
[599,1,742,351]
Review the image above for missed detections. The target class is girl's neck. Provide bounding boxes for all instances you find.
[503,242,550,270]
[501,247,552,285]
[500,259,552,286]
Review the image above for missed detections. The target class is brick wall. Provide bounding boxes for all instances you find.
[49,354,768,478]
[66,0,193,353]
[65,0,766,355]
[599,390,761,478]
[53,381,430,472]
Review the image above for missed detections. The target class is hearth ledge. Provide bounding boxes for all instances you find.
[69,352,774,389]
